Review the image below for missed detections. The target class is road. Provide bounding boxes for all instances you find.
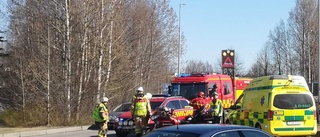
[29,130,136,137]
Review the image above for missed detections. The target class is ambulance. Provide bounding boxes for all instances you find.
[226,75,317,137]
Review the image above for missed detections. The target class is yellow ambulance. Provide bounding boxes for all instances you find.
[226,75,317,137]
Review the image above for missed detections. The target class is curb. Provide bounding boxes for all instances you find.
[1,125,91,137]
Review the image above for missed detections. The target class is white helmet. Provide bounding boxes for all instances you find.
[102,97,109,102]
[136,87,144,93]
[145,93,152,99]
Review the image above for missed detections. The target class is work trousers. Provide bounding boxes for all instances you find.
[213,116,221,124]
[96,121,108,137]
[134,116,148,136]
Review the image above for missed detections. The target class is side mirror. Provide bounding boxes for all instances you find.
[170,108,175,114]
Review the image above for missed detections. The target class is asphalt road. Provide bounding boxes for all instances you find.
[30,130,136,137]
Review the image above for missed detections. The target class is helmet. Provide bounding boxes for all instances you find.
[102,97,109,102]
[145,93,152,99]
[136,87,144,93]
[198,92,204,97]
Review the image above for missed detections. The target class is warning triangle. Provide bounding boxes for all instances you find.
[222,57,234,68]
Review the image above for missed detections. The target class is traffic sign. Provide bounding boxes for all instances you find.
[222,50,235,68]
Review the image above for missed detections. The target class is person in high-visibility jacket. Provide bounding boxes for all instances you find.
[93,97,109,137]
[131,87,151,137]
[210,92,223,124]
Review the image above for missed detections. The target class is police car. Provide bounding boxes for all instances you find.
[114,94,193,137]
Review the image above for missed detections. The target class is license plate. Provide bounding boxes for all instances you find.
[121,126,133,129]
[286,121,302,125]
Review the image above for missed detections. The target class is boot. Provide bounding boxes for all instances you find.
[136,133,142,137]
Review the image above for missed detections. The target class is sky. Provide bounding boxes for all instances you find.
[0,0,297,72]
[169,0,296,73]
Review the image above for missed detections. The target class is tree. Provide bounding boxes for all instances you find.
[184,60,214,73]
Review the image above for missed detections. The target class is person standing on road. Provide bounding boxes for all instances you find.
[93,97,109,137]
[131,87,151,137]
[210,92,223,124]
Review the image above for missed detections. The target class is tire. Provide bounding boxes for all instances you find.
[116,131,128,137]
[255,123,262,129]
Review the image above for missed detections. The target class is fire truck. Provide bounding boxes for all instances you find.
[168,73,252,122]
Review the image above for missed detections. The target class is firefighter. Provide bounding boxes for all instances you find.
[93,97,109,137]
[210,92,223,124]
[190,92,207,123]
[131,87,151,137]
[190,92,207,110]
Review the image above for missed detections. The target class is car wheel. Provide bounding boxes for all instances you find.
[116,131,128,137]
[255,123,262,129]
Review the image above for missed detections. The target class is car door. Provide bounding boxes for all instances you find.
[179,99,193,118]
[165,99,186,120]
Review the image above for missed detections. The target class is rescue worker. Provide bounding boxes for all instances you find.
[190,92,209,109]
[190,92,208,123]
[210,92,223,124]
[93,97,109,137]
[131,87,151,137]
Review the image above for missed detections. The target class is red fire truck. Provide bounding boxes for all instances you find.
[168,73,252,122]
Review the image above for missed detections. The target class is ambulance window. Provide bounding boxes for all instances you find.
[273,94,313,109]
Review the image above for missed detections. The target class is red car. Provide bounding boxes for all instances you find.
[114,95,193,137]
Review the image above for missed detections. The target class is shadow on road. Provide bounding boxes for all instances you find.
[87,124,98,130]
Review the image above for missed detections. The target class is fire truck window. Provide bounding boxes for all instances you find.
[224,82,231,95]
[179,83,207,100]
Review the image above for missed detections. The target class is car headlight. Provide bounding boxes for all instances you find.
[151,115,159,120]
[128,120,134,125]
[123,121,128,125]
[115,118,119,122]
[118,121,123,125]
[109,116,115,120]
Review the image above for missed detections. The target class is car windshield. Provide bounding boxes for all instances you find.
[150,102,162,110]
[114,103,131,112]
[171,83,207,100]
[144,131,200,137]
[273,94,313,109]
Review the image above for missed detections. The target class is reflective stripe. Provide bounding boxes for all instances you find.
[134,98,147,116]
[93,103,109,122]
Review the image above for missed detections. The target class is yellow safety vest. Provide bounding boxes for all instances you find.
[210,99,223,116]
[133,98,148,116]
[93,102,109,122]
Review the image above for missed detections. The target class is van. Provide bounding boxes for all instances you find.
[226,75,317,136]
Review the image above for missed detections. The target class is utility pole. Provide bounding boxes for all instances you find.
[178,3,186,75]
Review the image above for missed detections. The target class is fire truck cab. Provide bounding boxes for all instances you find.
[169,73,235,109]
[168,73,252,123]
